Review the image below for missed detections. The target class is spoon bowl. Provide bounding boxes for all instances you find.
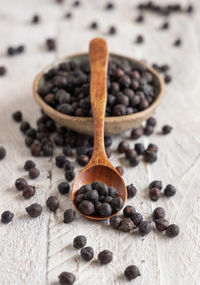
[33,52,164,136]
[72,164,127,220]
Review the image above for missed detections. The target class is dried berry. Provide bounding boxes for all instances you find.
[73,0,80,7]
[125,149,137,160]
[108,26,117,35]
[30,143,42,156]
[85,190,99,203]
[136,35,144,43]
[20,121,30,133]
[46,196,60,211]
[106,2,114,10]
[76,194,85,205]
[58,182,70,194]
[26,203,42,218]
[65,12,72,19]
[12,111,22,122]
[162,125,173,134]
[110,215,122,229]
[126,184,137,198]
[161,21,169,30]
[78,184,92,194]
[135,143,145,155]
[1,211,14,224]
[111,197,123,212]
[166,224,180,237]
[164,184,176,197]
[99,202,112,217]
[131,212,143,226]
[147,143,158,153]
[135,14,144,23]
[15,178,28,191]
[58,272,75,285]
[0,146,6,160]
[46,38,56,51]
[23,185,36,199]
[32,14,40,24]
[119,218,135,232]
[80,246,94,261]
[155,218,169,231]
[24,160,36,171]
[73,235,87,249]
[90,21,98,29]
[117,141,129,153]
[139,221,152,236]
[174,38,182,47]
[108,186,118,197]
[123,205,135,218]
[164,74,172,84]
[55,155,66,168]
[124,265,140,281]
[64,169,75,182]
[116,166,124,176]
[63,209,76,223]
[149,180,162,190]
[98,250,113,264]
[149,188,161,201]
[29,168,40,179]
[131,127,143,139]
[143,125,154,136]
[129,155,140,167]
[79,200,95,215]
[144,150,157,163]
[91,181,108,196]
[146,117,157,127]
[153,207,165,220]
[76,154,89,166]
[0,66,7,76]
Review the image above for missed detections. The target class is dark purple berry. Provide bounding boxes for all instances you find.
[26,203,42,218]
[80,246,94,261]
[98,250,113,264]
[46,196,60,211]
[73,235,87,249]
[1,211,14,224]
[63,209,76,223]
[58,182,70,194]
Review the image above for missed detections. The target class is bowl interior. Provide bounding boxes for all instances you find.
[34,53,164,135]
[38,54,161,97]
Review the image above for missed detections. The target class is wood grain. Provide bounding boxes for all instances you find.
[0,0,200,285]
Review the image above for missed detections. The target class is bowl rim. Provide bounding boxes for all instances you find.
[33,52,165,124]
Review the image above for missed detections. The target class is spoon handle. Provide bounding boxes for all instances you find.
[89,38,109,164]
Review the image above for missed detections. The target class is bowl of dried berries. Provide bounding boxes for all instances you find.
[33,52,164,135]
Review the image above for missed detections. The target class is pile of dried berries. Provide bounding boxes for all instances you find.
[149,180,176,201]
[153,207,179,237]
[7,45,25,56]
[110,204,152,235]
[137,2,194,16]
[75,182,123,218]
[37,56,158,117]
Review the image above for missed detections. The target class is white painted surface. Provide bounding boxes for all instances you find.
[0,0,200,284]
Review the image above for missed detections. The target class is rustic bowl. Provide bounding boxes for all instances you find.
[33,53,164,136]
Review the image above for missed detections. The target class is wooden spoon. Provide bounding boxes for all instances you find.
[71,38,127,220]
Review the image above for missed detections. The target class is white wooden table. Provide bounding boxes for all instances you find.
[0,0,200,284]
